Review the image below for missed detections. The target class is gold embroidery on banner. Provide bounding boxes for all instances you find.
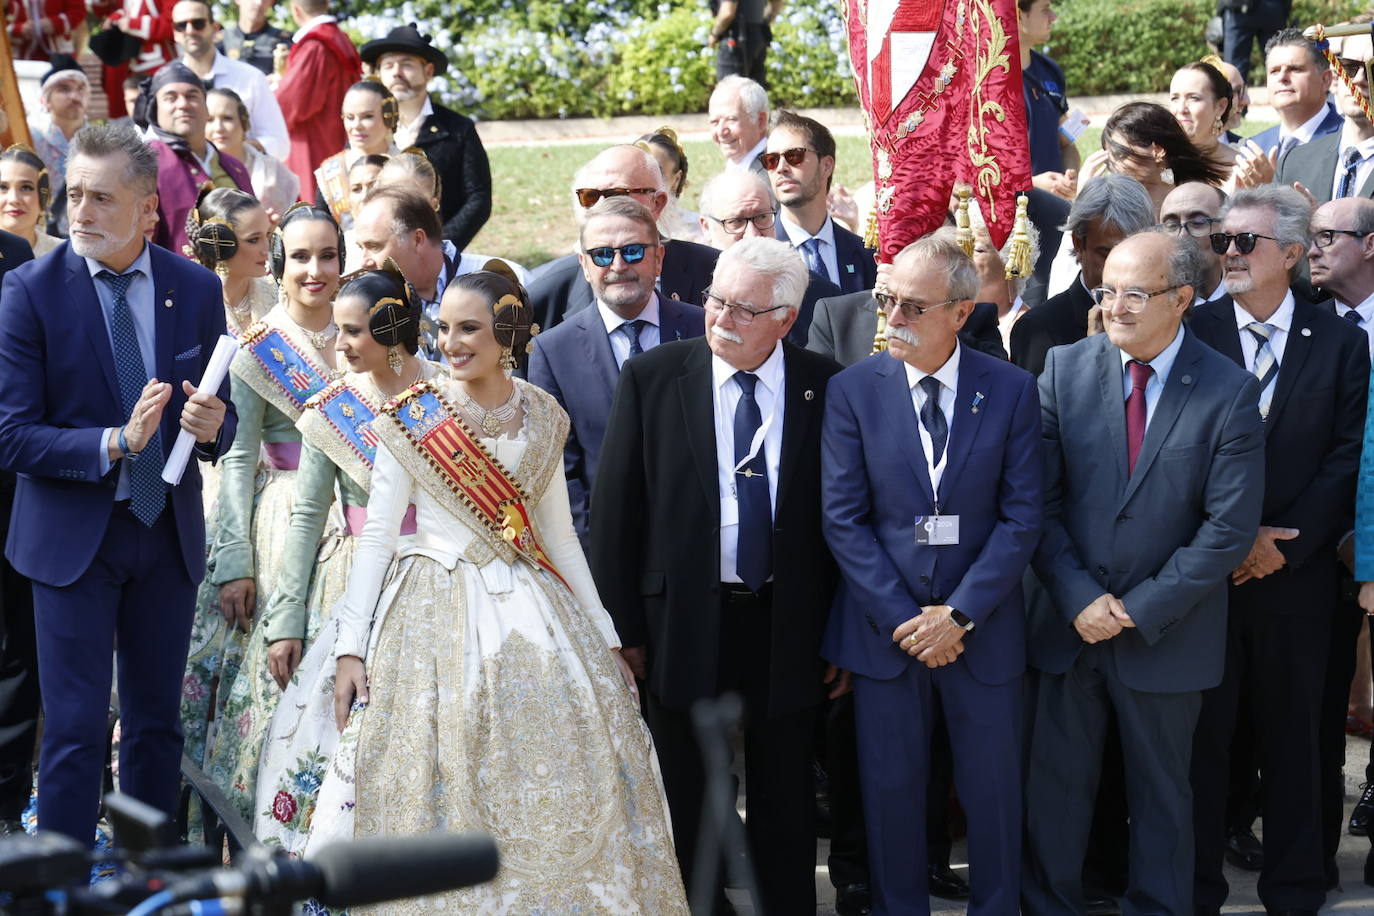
[966,0,1015,226]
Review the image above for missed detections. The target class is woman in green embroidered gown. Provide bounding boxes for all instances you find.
[262,268,687,913]
[198,205,344,813]
[178,187,280,767]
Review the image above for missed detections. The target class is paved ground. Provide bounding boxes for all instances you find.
[723,734,1374,914]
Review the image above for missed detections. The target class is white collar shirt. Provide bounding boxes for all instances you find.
[1282,104,1333,146]
[712,341,785,583]
[779,213,840,287]
[200,51,290,161]
[1118,323,1186,427]
[903,343,961,499]
[727,136,768,172]
[394,96,434,151]
[597,294,662,368]
[1332,130,1374,199]
[1234,290,1294,369]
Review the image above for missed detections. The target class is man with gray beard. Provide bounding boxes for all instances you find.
[0,123,236,844]
[528,196,705,545]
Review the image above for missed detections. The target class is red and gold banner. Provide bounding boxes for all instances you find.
[847,0,1031,258]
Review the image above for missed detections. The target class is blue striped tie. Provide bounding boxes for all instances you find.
[97,270,166,526]
[1245,321,1279,419]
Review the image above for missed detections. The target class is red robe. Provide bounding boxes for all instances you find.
[90,0,176,117]
[275,19,360,203]
[6,0,86,60]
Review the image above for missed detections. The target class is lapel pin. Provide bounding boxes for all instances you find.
[971,392,985,414]
[1182,374,1193,385]
[804,389,815,401]
[1301,327,1311,337]
[164,291,174,308]
[846,264,855,273]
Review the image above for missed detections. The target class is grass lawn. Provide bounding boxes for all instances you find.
[468,121,1278,272]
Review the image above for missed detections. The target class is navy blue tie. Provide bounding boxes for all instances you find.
[918,376,948,466]
[97,270,166,526]
[621,319,647,357]
[733,371,771,591]
[1338,146,1364,199]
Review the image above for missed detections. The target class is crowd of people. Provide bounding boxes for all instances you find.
[5,0,1374,914]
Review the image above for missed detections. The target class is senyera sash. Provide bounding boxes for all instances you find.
[376,380,570,591]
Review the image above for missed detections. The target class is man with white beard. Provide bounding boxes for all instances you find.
[0,122,235,844]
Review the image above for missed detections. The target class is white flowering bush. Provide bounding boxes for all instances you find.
[300,0,858,119]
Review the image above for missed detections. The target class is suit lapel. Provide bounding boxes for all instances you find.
[774,345,816,516]
[1198,299,1245,367]
[1096,340,1130,489]
[1121,333,1203,505]
[67,249,120,400]
[876,354,936,508]
[678,341,720,510]
[659,298,694,344]
[936,351,988,504]
[574,307,620,400]
[149,248,174,387]
[1264,301,1315,430]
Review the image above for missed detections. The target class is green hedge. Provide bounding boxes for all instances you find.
[1051,0,1361,96]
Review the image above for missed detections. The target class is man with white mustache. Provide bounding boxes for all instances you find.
[528,196,705,545]
[591,236,843,915]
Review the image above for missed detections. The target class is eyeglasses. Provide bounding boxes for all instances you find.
[703,290,791,325]
[173,17,208,30]
[574,187,657,208]
[707,211,776,235]
[1335,56,1374,81]
[1090,285,1181,312]
[1159,216,1221,238]
[758,147,813,171]
[583,243,655,267]
[1312,228,1373,248]
[873,291,959,319]
[1209,232,1281,254]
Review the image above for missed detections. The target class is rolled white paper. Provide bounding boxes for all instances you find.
[162,334,240,486]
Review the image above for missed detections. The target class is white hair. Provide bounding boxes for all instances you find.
[697,169,775,220]
[716,236,808,316]
[711,75,769,118]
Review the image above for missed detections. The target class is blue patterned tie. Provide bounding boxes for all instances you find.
[800,237,826,280]
[918,376,948,465]
[1245,321,1279,420]
[97,270,166,526]
[620,319,647,357]
[733,371,771,591]
[1338,146,1365,199]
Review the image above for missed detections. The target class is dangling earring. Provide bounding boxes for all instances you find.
[215,261,231,284]
[499,347,516,377]
[1213,115,1225,136]
[387,345,403,376]
[1160,166,1175,185]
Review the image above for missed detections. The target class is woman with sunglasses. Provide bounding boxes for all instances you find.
[0,145,60,257]
[187,206,345,793]
[315,80,401,229]
[1079,101,1229,213]
[277,266,688,912]
[229,264,437,840]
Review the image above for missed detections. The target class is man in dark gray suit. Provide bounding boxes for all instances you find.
[1022,231,1265,915]
[528,197,705,545]
[1276,27,1374,206]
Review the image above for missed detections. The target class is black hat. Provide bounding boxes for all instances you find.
[359,23,447,76]
[89,28,143,67]
[138,62,207,127]
[40,53,87,89]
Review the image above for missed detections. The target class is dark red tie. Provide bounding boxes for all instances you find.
[1126,359,1152,475]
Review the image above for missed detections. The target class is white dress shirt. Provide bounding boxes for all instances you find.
[904,344,960,498]
[1234,291,1294,371]
[597,294,662,368]
[394,96,434,152]
[201,51,290,161]
[1281,104,1334,147]
[779,213,841,287]
[712,342,785,584]
[1195,276,1227,306]
[1118,323,1186,427]
[1333,130,1374,200]
[727,136,768,172]
[1335,289,1374,361]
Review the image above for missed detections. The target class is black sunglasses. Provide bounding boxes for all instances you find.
[575,187,656,208]
[758,147,813,171]
[1209,232,1281,255]
[173,17,208,30]
[584,244,653,267]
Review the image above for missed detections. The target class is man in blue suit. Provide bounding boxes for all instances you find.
[1021,231,1265,915]
[764,110,877,295]
[1243,30,1341,160]
[0,124,236,844]
[821,233,1043,915]
[528,196,705,544]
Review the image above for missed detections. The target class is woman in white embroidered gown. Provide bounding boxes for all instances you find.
[284,267,687,914]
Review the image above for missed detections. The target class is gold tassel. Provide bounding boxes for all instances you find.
[871,304,889,354]
[954,188,974,257]
[863,208,880,250]
[1005,194,1033,279]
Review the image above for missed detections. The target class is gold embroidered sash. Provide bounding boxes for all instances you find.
[298,375,382,490]
[375,379,570,590]
[231,317,335,422]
